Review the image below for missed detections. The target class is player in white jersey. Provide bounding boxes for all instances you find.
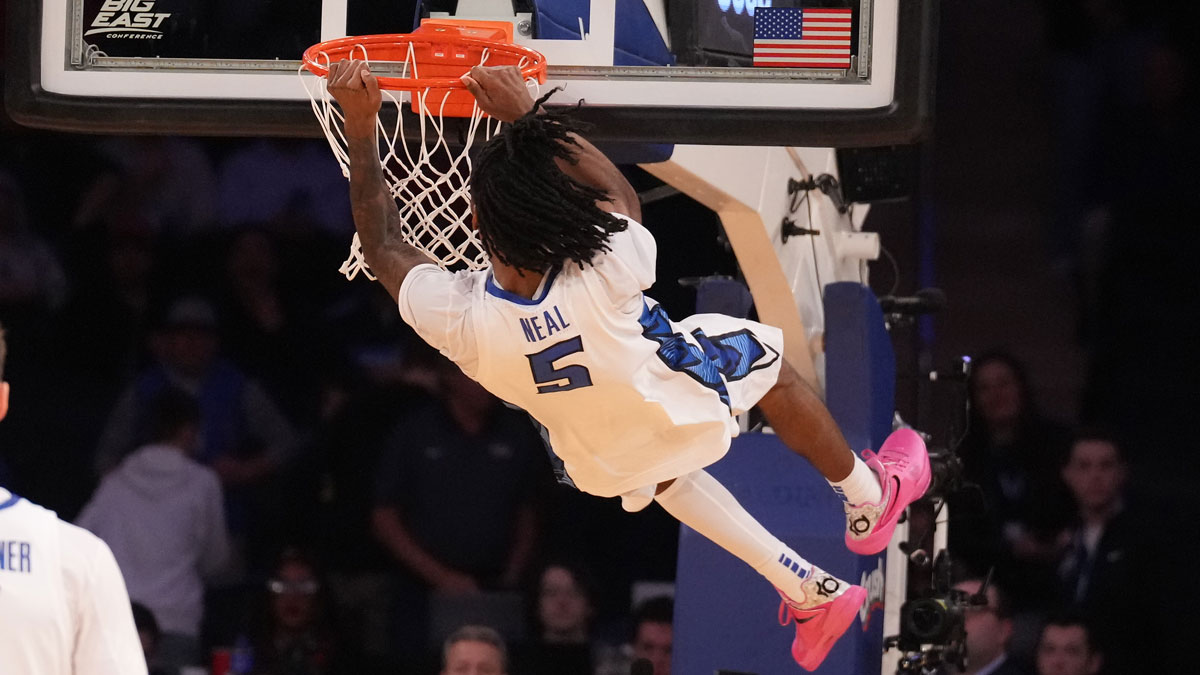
[326,61,931,670]
[0,324,148,674]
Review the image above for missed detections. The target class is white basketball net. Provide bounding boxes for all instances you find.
[300,44,538,278]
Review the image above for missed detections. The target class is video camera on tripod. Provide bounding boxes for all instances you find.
[882,356,990,674]
[886,552,995,674]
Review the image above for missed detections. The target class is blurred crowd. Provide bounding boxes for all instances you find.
[934,3,1199,671]
[1036,0,1200,451]
[941,352,1186,675]
[0,133,681,675]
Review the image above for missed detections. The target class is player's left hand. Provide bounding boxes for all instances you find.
[460,65,535,123]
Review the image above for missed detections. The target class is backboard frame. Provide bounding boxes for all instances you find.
[5,0,938,146]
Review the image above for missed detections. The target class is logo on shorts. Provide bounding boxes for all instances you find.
[85,0,172,39]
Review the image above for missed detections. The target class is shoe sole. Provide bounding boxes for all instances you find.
[846,429,931,555]
[792,586,868,671]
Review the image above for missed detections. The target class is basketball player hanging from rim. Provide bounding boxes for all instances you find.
[325,60,931,670]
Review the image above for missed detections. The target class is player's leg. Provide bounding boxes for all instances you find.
[755,360,861,483]
[652,471,849,606]
[652,470,866,670]
[756,360,932,555]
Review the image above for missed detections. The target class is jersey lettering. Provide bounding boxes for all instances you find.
[0,541,33,573]
[519,306,572,343]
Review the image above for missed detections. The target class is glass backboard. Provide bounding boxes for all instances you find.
[6,0,937,146]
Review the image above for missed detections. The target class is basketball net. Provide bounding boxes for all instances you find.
[300,43,539,278]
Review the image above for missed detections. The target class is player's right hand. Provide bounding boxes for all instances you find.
[326,59,382,128]
[460,65,535,123]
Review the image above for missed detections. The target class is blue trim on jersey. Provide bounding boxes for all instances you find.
[528,415,577,488]
[485,267,560,305]
[638,303,780,409]
[501,401,577,489]
[0,493,22,511]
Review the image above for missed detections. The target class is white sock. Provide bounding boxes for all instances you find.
[654,470,847,606]
[828,456,882,506]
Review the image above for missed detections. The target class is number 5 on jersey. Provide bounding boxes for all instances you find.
[527,336,593,393]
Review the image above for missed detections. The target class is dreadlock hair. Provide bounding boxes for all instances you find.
[471,89,629,272]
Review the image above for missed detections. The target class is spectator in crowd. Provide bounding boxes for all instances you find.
[131,602,171,675]
[323,287,430,390]
[950,351,1071,609]
[1034,613,1101,675]
[19,213,161,525]
[216,139,353,236]
[1056,428,1157,673]
[0,168,69,375]
[515,560,600,675]
[58,215,159,384]
[73,136,219,238]
[0,169,69,315]
[1073,7,1200,475]
[94,295,297,479]
[0,322,148,674]
[78,387,232,672]
[302,370,423,673]
[93,295,298,572]
[442,625,508,675]
[631,596,673,675]
[953,578,1031,675]
[219,229,323,421]
[233,548,351,675]
[535,560,594,642]
[371,356,544,660]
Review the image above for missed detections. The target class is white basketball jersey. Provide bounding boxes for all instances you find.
[0,489,147,675]
[399,215,783,497]
[0,492,71,674]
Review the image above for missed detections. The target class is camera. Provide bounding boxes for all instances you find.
[883,357,980,674]
[886,550,981,674]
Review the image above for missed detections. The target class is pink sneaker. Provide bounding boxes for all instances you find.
[844,428,932,555]
[777,576,868,671]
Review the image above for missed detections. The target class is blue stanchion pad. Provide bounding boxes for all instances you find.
[673,434,886,674]
[673,282,893,674]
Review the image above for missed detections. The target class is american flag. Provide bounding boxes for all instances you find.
[753,7,853,69]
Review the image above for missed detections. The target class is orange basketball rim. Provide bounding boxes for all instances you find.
[302,19,548,117]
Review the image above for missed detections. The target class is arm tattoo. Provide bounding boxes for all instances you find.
[346,131,434,297]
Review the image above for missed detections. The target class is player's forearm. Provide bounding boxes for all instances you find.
[346,130,402,256]
[345,128,434,294]
[555,132,641,221]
